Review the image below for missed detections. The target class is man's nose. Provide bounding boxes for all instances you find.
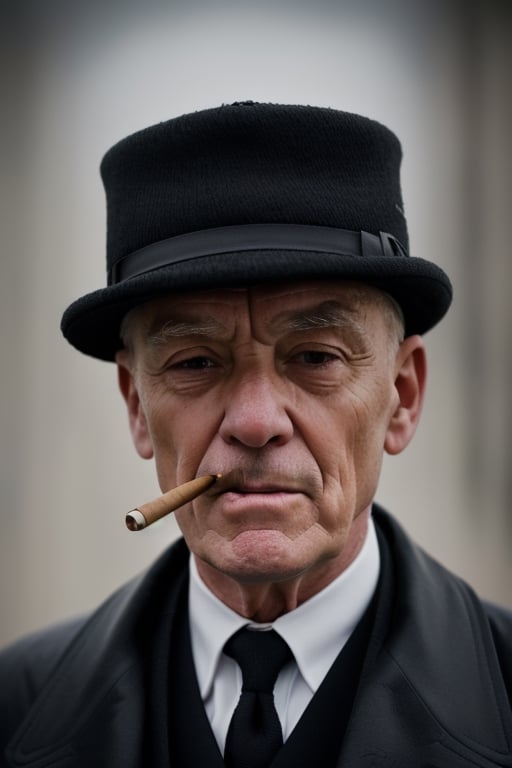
[219,371,294,449]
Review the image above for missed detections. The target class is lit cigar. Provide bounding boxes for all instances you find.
[126,474,221,531]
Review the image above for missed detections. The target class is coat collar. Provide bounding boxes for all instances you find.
[5,510,512,767]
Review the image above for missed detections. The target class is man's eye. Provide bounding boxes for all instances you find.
[174,357,215,370]
[298,351,338,366]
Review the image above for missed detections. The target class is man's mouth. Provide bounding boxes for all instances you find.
[211,470,306,497]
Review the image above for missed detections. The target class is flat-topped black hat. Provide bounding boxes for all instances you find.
[61,102,452,360]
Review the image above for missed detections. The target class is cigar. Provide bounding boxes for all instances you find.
[126,474,221,531]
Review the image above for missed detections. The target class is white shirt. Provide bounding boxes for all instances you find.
[188,517,380,754]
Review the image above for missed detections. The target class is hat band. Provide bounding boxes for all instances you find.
[108,223,408,285]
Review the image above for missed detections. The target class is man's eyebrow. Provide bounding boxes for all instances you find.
[268,300,366,338]
[145,316,228,346]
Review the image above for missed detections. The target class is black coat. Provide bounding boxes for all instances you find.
[1,507,512,767]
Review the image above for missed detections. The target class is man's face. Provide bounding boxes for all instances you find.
[118,281,424,601]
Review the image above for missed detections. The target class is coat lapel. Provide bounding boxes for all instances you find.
[5,539,190,768]
[337,508,512,767]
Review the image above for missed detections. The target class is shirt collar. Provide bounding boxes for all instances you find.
[189,514,380,698]
[189,556,248,699]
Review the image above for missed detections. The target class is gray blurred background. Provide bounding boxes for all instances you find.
[1,0,511,647]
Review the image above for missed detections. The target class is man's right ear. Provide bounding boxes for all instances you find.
[115,351,154,459]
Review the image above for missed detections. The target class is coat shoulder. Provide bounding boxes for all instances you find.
[0,617,86,750]
[0,537,190,764]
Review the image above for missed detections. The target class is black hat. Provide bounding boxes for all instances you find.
[61,102,452,360]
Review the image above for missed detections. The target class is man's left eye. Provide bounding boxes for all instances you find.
[297,351,338,366]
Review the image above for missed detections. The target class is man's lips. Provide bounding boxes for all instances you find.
[209,470,309,497]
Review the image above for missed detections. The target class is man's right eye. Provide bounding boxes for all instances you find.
[173,356,216,370]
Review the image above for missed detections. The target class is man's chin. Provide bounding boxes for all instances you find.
[206,529,311,584]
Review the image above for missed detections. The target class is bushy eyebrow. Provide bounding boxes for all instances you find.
[146,316,228,346]
[268,300,367,340]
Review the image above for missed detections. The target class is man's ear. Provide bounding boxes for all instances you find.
[116,350,154,459]
[384,335,427,456]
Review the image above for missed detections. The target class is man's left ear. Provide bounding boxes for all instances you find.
[384,335,427,456]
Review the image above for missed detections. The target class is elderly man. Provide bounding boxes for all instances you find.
[1,103,511,768]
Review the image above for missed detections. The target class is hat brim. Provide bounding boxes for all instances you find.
[61,249,452,361]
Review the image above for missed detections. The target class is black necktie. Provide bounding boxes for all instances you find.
[223,627,293,768]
